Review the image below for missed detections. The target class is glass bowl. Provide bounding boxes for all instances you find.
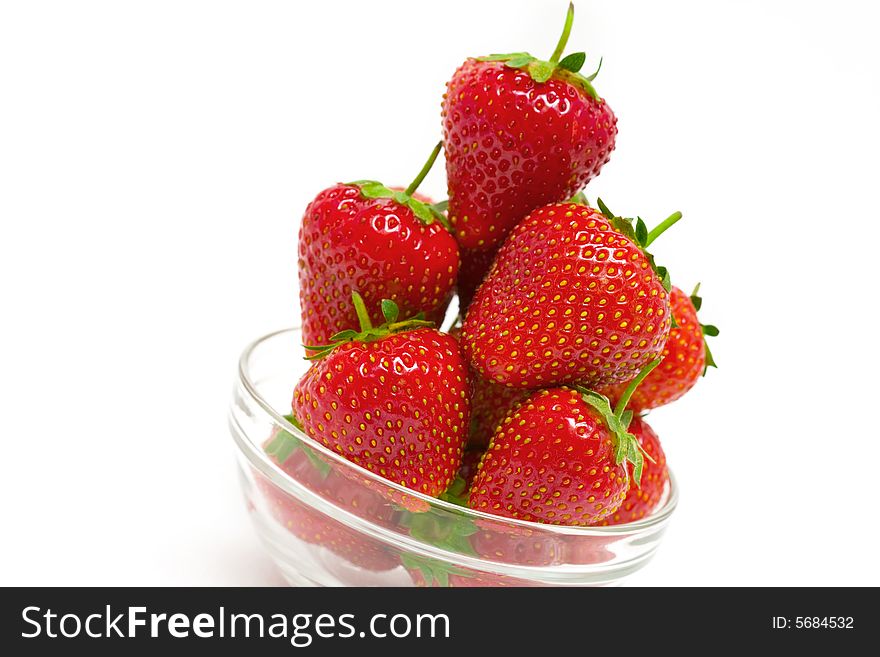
[229,328,678,586]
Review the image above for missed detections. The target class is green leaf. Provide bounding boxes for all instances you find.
[438,475,468,507]
[620,409,634,429]
[403,511,478,558]
[264,427,299,465]
[432,199,448,213]
[568,191,589,205]
[635,217,649,246]
[627,437,645,487]
[528,60,555,83]
[407,198,452,231]
[558,51,586,73]
[354,181,394,199]
[575,388,629,465]
[656,265,672,293]
[477,52,532,62]
[303,297,437,360]
[670,313,679,329]
[381,299,399,325]
[584,56,603,82]
[399,554,471,588]
[610,216,636,242]
[596,197,615,220]
[702,324,719,337]
[505,55,536,68]
[690,294,703,312]
[703,339,718,374]
[264,415,330,479]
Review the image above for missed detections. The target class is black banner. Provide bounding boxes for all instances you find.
[1,587,870,654]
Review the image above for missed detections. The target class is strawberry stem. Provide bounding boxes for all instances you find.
[613,358,662,417]
[404,141,442,197]
[644,211,682,247]
[549,2,575,64]
[351,291,373,332]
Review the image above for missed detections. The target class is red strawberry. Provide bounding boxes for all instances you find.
[448,324,531,449]
[457,246,498,314]
[461,202,673,389]
[442,4,616,252]
[468,372,660,525]
[470,526,614,568]
[598,414,669,525]
[298,143,459,349]
[467,373,531,449]
[600,284,718,411]
[292,294,470,505]
[257,421,399,572]
[458,447,485,490]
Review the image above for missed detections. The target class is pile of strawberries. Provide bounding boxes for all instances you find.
[275,4,717,536]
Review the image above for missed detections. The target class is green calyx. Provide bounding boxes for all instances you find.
[399,509,478,587]
[438,474,469,507]
[595,197,681,294]
[348,142,450,231]
[303,292,434,360]
[572,358,662,487]
[568,190,590,206]
[264,414,330,478]
[477,3,602,100]
[690,283,719,375]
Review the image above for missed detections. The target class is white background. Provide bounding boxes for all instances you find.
[2,0,879,586]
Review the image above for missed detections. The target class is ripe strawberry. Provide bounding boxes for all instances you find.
[598,414,669,525]
[298,143,459,349]
[257,419,399,572]
[600,284,718,411]
[470,526,614,568]
[442,3,616,253]
[293,293,470,504]
[461,201,673,389]
[457,448,484,490]
[467,373,531,449]
[457,246,498,314]
[468,365,659,526]
[447,324,531,449]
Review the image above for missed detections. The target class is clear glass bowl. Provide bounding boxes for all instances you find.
[229,328,678,586]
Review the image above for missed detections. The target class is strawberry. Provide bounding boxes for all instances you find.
[442,3,616,253]
[298,143,459,349]
[257,419,399,572]
[468,363,659,526]
[293,293,470,504]
[447,324,531,449]
[437,446,485,507]
[457,246,498,314]
[470,526,614,568]
[467,372,531,449]
[461,201,674,389]
[598,414,669,525]
[600,284,718,411]
[457,448,484,490]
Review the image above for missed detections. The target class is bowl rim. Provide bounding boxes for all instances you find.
[234,327,679,538]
